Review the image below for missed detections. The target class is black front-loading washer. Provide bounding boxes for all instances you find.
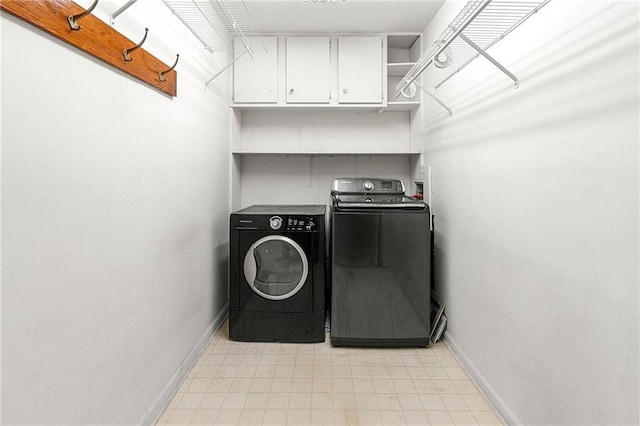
[229,205,326,343]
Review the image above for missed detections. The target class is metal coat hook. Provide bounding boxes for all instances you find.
[158,54,179,82]
[123,28,148,61]
[68,0,99,31]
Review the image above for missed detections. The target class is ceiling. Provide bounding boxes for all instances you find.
[242,0,445,34]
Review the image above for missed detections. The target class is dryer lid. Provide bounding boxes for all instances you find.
[333,194,426,210]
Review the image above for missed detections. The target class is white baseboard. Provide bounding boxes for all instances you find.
[443,333,522,426]
[140,303,229,425]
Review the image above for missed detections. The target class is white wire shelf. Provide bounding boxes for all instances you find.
[395,0,553,103]
[161,0,263,53]
[161,0,265,85]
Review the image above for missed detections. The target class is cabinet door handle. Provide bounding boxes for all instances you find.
[343,88,348,94]
[289,88,294,95]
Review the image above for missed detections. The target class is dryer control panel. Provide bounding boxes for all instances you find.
[332,178,405,195]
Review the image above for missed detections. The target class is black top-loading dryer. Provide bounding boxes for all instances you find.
[330,178,431,347]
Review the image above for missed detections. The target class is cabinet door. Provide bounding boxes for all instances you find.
[338,36,383,104]
[286,37,331,104]
[233,37,278,103]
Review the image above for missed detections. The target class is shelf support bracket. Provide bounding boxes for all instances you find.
[459,34,519,88]
[414,81,453,117]
[205,50,248,88]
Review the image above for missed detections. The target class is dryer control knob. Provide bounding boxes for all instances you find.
[363,181,374,191]
[269,216,283,230]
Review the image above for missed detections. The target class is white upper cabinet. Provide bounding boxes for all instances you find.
[233,37,278,103]
[337,36,384,104]
[286,36,331,104]
[231,34,390,109]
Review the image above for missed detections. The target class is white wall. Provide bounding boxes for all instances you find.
[415,1,639,424]
[237,110,413,153]
[238,154,414,207]
[1,1,232,424]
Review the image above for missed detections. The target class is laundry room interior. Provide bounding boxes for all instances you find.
[1,0,638,425]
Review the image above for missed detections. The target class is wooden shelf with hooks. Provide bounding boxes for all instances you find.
[0,0,177,97]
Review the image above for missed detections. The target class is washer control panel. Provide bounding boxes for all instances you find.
[264,215,319,231]
[285,216,317,231]
[231,205,326,232]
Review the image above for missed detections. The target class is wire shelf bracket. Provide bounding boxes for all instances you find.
[160,0,266,88]
[459,33,518,88]
[395,0,553,115]
[414,81,453,117]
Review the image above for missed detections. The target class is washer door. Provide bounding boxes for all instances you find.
[243,235,309,300]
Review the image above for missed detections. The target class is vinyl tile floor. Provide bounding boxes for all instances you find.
[157,322,503,425]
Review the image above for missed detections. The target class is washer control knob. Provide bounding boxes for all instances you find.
[363,181,374,191]
[269,216,283,230]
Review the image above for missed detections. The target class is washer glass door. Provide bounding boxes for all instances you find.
[243,236,308,300]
